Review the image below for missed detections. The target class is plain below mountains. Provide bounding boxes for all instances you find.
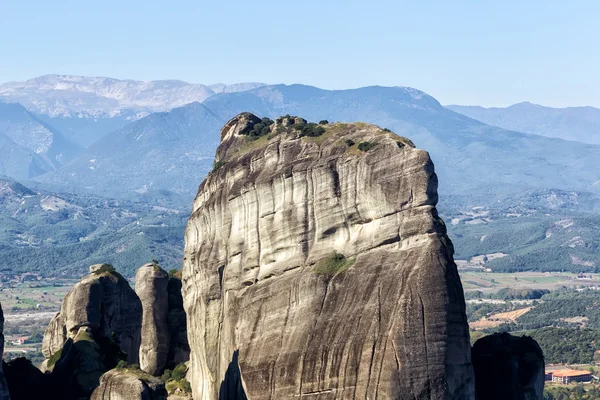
[447,102,600,144]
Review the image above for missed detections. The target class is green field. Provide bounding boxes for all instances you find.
[0,281,76,312]
[459,271,600,293]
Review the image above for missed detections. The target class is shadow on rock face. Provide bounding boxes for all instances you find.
[5,333,128,400]
[3,357,76,400]
[472,332,545,400]
[219,350,247,400]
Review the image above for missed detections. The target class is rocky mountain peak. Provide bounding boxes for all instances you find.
[184,113,474,399]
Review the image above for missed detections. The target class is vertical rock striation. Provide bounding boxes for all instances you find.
[183,113,475,399]
[136,263,170,376]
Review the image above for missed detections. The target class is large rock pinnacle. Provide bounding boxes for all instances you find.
[136,263,170,376]
[182,113,475,399]
[42,264,142,365]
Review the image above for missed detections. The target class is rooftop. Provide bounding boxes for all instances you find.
[551,369,591,377]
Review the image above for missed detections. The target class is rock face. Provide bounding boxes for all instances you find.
[43,264,142,365]
[91,369,167,400]
[183,113,475,399]
[472,333,544,400]
[136,263,170,376]
[0,303,10,400]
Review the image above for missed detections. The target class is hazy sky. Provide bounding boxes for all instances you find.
[0,0,597,107]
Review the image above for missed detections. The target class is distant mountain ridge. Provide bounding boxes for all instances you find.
[36,84,600,203]
[0,102,81,179]
[37,102,223,198]
[447,102,600,144]
[0,74,266,118]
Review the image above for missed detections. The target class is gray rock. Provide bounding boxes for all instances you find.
[136,263,170,376]
[89,264,107,273]
[183,113,475,399]
[91,369,167,400]
[41,312,65,363]
[42,265,142,365]
[472,333,544,400]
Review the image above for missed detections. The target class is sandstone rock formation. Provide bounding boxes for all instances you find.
[472,333,544,400]
[42,264,142,365]
[0,303,10,400]
[136,263,170,376]
[91,369,167,400]
[183,113,475,399]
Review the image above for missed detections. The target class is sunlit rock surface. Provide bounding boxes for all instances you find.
[183,113,475,399]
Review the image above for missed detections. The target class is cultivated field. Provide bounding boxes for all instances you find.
[470,307,532,330]
[459,271,600,293]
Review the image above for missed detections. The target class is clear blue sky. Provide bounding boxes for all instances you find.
[0,0,598,107]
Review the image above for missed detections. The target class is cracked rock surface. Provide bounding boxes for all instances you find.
[183,113,475,399]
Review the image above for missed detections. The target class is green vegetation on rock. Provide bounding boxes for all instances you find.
[47,348,62,369]
[294,121,326,137]
[313,252,354,276]
[162,362,192,395]
[357,141,377,152]
[212,160,227,172]
[240,117,274,138]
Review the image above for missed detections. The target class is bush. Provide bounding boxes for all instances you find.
[313,252,354,276]
[166,379,192,394]
[382,128,392,132]
[396,141,405,149]
[161,369,172,382]
[171,362,187,380]
[344,139,355,147]
[115,360,128,369]
[319,120,329,125]
[358,142,377,152]
[212,160,226,172]
[24,332,43,344]
[240,117,274,138]
[294,122,325,138]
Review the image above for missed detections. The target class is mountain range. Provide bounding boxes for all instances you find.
[447,102,600,144]
[33,84,600,204]
[2,75,600,276]
[38,102,223,198]
[0,75,265,147]
[0,102,81,180]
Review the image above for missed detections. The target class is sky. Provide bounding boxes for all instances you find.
[0,0,598,107]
